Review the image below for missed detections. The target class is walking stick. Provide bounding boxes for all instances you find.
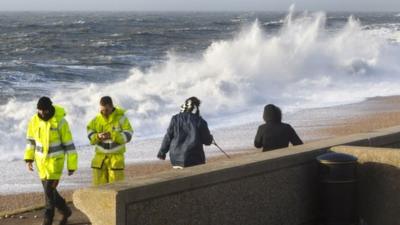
[212,139,231,159]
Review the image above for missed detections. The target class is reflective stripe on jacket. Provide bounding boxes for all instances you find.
[86,107,133,169]
[24,105,78,180]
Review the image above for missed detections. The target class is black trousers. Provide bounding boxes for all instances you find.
[41,180,68,219]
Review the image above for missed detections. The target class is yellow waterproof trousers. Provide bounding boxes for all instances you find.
[92,155,124,185]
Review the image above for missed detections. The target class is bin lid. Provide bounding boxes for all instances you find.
[317,152,357,164]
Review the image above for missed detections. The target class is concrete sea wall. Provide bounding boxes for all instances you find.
[74,126,400,225]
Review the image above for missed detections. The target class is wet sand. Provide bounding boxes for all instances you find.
[296,96,400,140]
[2,95,400,224]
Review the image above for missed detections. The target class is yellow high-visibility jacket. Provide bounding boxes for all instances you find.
[24,105,78,180]
[86,107,133,170]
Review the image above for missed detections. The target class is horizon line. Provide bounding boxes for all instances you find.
[0,9,399,13]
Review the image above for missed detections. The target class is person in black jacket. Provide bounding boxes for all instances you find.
[157,97,214,168]
[254,104,303,151]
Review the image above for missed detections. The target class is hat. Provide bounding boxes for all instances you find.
[37,96,53,110]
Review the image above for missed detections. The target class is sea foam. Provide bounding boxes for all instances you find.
[1,9,400,161]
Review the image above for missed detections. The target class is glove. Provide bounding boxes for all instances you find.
[157,152,166,160]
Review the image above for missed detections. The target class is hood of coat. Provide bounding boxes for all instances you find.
[53,105,66,121]
[113,107,126,117]
[100,106,126,122]
[37,104,65,122]
[263,104,282,123]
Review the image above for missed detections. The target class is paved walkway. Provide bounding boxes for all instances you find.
[0,203,90,225]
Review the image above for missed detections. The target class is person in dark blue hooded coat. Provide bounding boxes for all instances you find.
[157,97,214,168]
[254,104,303,151]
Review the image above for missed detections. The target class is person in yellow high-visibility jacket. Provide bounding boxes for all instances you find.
[24,96,77,225]
[87,96,133,185]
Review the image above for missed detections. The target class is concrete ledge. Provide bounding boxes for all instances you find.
[332,145,400,166]
[73,127,400,225]
[73,188,118,225]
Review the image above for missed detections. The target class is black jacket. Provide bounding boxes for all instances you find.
[254,104,303,151]
[158,112,213,167]
[254,122,303,151]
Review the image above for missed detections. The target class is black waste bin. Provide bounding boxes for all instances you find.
[317,152,358,225]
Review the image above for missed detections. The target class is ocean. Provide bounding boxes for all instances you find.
[1,10,400,193]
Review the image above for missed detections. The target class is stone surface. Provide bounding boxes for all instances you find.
[126,164,318,225]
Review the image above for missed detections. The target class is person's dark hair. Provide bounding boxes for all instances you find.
[180,96,201,115]
[37,96,53,110]
[263,104,282,123]
[186,96,201,107]
[100,96,113,106]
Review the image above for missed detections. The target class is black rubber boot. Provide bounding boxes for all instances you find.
[58,206,72,225]
[42,217,53,225]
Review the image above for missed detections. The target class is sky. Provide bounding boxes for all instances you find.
[0,0,399,12]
